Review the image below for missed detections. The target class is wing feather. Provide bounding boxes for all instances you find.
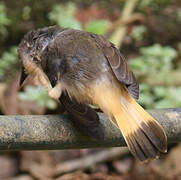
[90,33,139,100]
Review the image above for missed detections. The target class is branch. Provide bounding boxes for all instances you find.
[107,13,144,35]
[110,0,139,48]
[0,108,180,151]
[55,147,129,176]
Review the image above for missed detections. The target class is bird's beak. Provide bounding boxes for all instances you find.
[19,67,28,89]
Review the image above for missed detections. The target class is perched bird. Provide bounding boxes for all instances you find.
[18,26,167,161]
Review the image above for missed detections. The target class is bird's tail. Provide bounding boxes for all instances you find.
[112,87,167,161]
[93,83,167,161]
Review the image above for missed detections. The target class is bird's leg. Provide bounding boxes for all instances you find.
[22,58,52,92]
[37,71,52,92]
[48,72,62,99]
[32,75,40,86]
[48,82,62,99]
[22,57,62,99]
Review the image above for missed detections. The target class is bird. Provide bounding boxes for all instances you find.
[18,26,167,161]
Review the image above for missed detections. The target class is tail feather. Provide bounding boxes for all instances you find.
[126,134,147,161]
[127,126,159,161]
[112,88,167,161]
[92,81,167,161]
[140,121,166,153]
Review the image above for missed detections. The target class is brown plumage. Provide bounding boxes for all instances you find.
[18,26,167,161]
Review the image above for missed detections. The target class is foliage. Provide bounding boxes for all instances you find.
[18,85,57,109]
[85,20,110,35]
[0,46,18,80]
[153,86,181,108]
[22,6,31,21]
[130,44,179,109]
[48,2,82,30]
[0,2,11,40]
[48,2,110,35]
[130,25,146,41]
[130,44,177,74]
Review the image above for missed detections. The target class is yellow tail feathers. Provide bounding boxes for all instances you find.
[92,81,167,161]
[113,94,167,161]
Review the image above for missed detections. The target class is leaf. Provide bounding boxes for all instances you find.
[0,3,11,26]
[130,44,178,74]
[84,20,110,35]
[48,2,82,30]
[154,86,167,98]
[0,46,18,79]
[131,25,146,41]
[18,86,57,110]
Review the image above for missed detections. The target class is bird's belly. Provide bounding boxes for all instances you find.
[62,70,119,106]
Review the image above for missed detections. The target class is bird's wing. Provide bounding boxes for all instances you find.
[59,92,104,139]
[90,33,139,100]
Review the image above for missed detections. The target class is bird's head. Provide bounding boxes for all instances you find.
[18,26,59,87]
[18,26,63,99]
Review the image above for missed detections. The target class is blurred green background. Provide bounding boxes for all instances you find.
[0,0,181,179]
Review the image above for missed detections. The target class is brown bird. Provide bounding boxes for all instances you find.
[18,26,167,161]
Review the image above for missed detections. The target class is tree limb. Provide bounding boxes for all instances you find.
[0,108,180,151]
[55,147,129,176]
[110,0,139,48]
